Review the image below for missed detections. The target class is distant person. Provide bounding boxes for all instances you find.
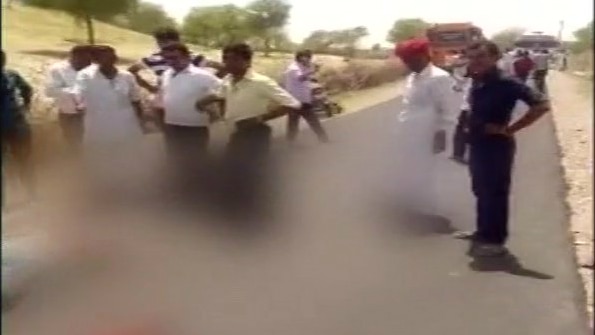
[392,38,459,220]
[128,27,225,128]
[73,46,146,146]
[1,50,37,202]
[284,49,329,144]
[497,47,515,76]
[196,43,301,221]
[531,49,549,93]
[158,42,221,191]
[44,45,92,153]
[455,40,550,257]
[512,50,535,83]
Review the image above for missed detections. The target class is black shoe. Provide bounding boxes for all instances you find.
[471,243,509,257]
[450,156,468,165]
[453,230,477,240]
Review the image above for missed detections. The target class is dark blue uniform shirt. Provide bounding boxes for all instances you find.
[1,69,33,132]
[468,68,546,142]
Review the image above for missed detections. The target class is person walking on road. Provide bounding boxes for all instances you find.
[284,49,329,143]
[158,42,222,193]
[456,40,550,257]
[1,50,37,204]
[44,45,92,153]
[196,43,301,221]
[392,38,459,220]
[531,49,550,94]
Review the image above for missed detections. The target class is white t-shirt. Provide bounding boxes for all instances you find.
[160,65,222,127]
[44,61,80,114]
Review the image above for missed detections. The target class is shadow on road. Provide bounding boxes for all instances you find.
[380,204,456,237]
[468,252,554,280]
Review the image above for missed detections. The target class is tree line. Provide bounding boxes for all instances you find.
[17,1,594,57]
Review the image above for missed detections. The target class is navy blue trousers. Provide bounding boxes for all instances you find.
[469,138,516,245]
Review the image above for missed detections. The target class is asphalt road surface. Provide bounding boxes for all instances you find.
[3,98,591,335]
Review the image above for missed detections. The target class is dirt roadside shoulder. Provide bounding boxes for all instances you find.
[548,71,593,326]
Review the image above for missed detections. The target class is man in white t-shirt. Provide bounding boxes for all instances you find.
[159,42,221,186]
[45,45,92,151]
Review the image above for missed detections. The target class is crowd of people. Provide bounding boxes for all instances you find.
[2,28,552,258]
[1,28,330,213]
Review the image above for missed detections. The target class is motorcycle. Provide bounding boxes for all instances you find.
[309,81,344,118]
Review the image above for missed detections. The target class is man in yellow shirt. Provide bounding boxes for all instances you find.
[197,43,301,221]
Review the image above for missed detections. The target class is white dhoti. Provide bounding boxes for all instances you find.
[392,118,439,215]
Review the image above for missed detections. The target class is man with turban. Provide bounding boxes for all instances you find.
[391,38,460,221]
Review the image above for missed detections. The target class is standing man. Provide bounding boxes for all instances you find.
[1,50,36,203]
[73,46,146,146]
[512,50,535,83]
[392,38,459,219]
[284,50,329,143]
[197,43,301,220]
[128,28,225,129]
[45,45,92,153]
[531,49,550,93]
[159,42,221,190]
[497,48,515,76]
[457,40,550,257]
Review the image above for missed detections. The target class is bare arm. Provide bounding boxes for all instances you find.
[507,102,549,134]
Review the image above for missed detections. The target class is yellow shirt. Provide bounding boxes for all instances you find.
[222,71,301,122]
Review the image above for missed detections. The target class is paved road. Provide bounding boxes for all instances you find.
[3,98,591,335]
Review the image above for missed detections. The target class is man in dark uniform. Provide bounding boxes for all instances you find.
[1,50,36,205]
[455,40,550,257]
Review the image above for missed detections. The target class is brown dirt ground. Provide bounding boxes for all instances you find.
[548,71,594,326]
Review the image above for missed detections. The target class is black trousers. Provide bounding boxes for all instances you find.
[452,110,468,159]
[286,103,329,143]
[469,138,516,245]
[533,69,548,93]
[219,122,272,220]
[163,124,210,196]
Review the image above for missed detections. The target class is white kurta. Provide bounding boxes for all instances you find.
[74,67,143,146]
[74,67,144,185]
[393,65,459,214]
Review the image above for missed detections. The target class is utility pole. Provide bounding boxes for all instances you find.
[558,20,564,41]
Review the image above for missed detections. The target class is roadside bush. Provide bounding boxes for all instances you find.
[569,51,593,78]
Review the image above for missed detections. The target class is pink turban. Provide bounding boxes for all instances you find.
[394,38,430,58]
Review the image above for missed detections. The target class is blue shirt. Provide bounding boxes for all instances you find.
[468,68,545,142]
[1,69,32,131]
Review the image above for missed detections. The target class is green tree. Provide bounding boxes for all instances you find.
[182,5,253,48]
[245,0,291,56]
[301,30,335,53]
[124,1,176,34]
[23,0,137,44]
[572,21,593,53]
[386,18,430,43]
[491,27,526,50]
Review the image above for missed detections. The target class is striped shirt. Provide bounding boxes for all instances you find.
[141,51,207,77]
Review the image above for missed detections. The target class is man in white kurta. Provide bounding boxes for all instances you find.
[393,39,459,217]
[73,46,146,189]
[74,47,145,147]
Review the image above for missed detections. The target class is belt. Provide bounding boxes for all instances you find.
[234,115,264,129]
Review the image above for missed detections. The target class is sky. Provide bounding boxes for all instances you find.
[145,0,593,46]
